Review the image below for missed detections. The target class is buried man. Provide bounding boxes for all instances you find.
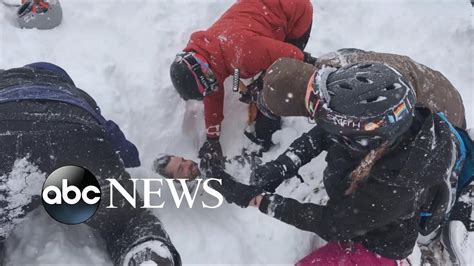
[154,154,200,180]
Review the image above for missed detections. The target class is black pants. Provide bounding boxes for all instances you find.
[0,101,180,265]
[255,109,281,151]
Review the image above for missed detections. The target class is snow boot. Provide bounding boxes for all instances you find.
[17,0,62,30]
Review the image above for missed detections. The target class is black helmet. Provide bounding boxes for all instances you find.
[170,52,218,101]
[313,62,416,142]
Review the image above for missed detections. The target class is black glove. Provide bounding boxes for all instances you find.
[250,155,298,192]
[199,138,224,170]
[303,52,317,65]
[250,161,287,192]
[207,166,263,208]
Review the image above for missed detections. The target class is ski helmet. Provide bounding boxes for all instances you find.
[17,0,62,30]
[170,51,218,101]
[310,62,416,142]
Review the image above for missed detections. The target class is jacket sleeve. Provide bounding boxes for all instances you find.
[258,181,415,241]
[238,35,304,78]
[274,125,327,178]
[281,0,313,40]
[105,120,141,168]
[203,85,224,139]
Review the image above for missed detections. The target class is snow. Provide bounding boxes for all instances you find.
[0,0,473,265]
[0,158,44,241]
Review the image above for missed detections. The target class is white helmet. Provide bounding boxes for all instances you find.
[17,0,62,30]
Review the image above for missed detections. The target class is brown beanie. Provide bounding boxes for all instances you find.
[261,58,317,117]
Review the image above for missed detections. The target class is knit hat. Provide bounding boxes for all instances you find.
[259,58,317,117]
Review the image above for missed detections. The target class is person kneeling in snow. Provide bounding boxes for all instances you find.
[257,48,466,129]
[199,62,474,265]
[0,63,181,265]
[169,0,316,158]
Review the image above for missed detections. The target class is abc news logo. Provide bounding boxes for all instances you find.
[42,166,101,225]
[42,166,223,224]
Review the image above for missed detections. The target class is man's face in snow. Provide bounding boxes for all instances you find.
[164,156,200,180]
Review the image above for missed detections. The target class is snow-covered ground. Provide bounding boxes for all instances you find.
[0,0,472,264]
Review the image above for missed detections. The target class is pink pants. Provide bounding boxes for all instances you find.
[296,242,398,266]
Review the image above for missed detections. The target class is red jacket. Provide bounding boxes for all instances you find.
[184,0,313,138]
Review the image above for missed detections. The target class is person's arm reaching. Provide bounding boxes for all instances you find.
[256,182,415,241]
[251,125,327,192]
[203,86,224,139]
[199,149,415,242]
[201,85,225,162]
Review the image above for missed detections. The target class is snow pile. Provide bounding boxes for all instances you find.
[0,158,44,212]
[0,0,472,264]
[0,158,44,240]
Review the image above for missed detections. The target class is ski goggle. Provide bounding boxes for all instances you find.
[305,71,320,119]
[179,52,218,97]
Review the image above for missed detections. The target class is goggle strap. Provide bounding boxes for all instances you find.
[304,71,317,114]
[181,57,206,95]
[180,52,218,96]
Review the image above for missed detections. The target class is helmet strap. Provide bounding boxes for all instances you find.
[305,66,337,119]
[315,66,337,104]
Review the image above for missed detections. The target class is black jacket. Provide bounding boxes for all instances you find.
[0,66,181,265]
[257,107,462,259]
[0,66,140,167]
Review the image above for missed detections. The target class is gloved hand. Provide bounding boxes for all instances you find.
[120,239,175,266]
[250,160,288,192]
[251,153,300,192]
[303,52,317,65]
[199,138,224,170]
[207,166,263,208]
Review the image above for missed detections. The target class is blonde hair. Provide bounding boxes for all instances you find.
[345,142,389,195]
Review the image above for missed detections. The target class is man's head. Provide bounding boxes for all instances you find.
[169,52,219,101]
[154,154,200,180]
